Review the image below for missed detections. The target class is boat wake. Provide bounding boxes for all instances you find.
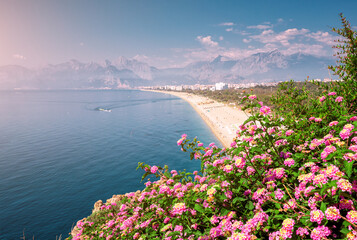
[95,107,112,112]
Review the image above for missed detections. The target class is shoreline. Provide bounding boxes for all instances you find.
[144,90,249,148]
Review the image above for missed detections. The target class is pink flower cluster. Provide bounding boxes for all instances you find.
[340,124,354,140]
[260,106,271,116]
[310,210,324,224]
[177,134,187,145]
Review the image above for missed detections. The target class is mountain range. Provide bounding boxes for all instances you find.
[0,50,336,90]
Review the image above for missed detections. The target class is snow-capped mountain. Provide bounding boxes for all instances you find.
[0,50,336,90]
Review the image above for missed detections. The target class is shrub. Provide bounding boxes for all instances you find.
[67,15,357,240]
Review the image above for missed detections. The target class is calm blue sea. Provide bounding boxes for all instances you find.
[0,90,219,240]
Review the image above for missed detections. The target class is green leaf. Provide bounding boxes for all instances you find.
[164,172,170,178]
[343,220,352,227]
[246,201,254,210]
[300,216,309,225]
[220,208,230,216]
[194,204,204,213]
[341,228,350,234]
[344,161,353,178]
[320,202,327,212]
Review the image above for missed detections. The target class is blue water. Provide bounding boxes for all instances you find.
[0,90,219,239]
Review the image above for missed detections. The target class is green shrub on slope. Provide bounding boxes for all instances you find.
[67,15,357,240]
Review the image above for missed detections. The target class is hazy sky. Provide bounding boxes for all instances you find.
[1,0,356,68]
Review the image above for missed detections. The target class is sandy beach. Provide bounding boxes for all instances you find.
[147,90,249,148]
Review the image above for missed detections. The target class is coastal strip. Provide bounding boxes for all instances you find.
[146,90,249,148]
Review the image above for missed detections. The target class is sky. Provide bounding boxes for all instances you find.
[0,0,356,69]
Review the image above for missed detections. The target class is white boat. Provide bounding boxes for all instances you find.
[98,108,111,112]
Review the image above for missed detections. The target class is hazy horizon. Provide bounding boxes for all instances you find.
[1,0,356,70]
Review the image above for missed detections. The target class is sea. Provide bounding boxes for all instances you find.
[0,90,220,239]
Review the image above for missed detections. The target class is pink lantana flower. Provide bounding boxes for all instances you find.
[274,188,284,200]
[284,158,295,167]
[325,206,341,221]
[234,156,245,169]
[347,210,357,224]
[224,165,233,173]
[335,96,343,102]
[314,118,322,122]
[247,166,255,175]
[260,106,271,115]
[151,166,158,174]
[310,226,331,240]
[171,203,187,215]
[349,116,357,121]
[329,121,338,127]
[310,209,324,224]
[337,178,352,193]
[340,128,352,140]
[285,130,294,136]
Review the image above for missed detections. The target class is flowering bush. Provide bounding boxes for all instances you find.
[67,15,357,240]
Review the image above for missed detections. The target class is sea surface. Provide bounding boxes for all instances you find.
[0,90,220,239]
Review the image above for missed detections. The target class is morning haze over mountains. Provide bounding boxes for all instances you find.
[0,50,335,90]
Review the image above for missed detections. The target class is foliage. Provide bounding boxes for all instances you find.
[328,13,357,114]
[66,16,357,240]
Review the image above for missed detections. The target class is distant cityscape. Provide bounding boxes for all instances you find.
[141,78,339,91]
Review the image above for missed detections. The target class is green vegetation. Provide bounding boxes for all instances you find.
[67,15,357,240]
[185,82,326,108]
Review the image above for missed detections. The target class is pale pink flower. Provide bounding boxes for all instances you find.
[151,166,158,174]
[234,156,245,169]
[337,179,352,192]
[284,158,295,167]
[285,130,294,136]
[325,206,341,221]
[310,209,324,224]
[310,226,331,240]
[296,227,309,237]
[335,96,343,102]
[282,218,295,231]
[347,210,357,224]
[315,118,322,122]
[223,165,233,173]
[247,166,255,175]
[260,106,271,115]
[344,124,355,130]
[274,188,284,200]
[329,121,339,127]
[340,128,352,140]
[328,92,336,96]
[171,203,187,215]
[174,225,183,232]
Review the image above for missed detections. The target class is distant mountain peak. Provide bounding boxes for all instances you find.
[104,59,112,67]
[0,50,335,89]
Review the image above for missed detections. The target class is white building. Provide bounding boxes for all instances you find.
[215,82,228,90]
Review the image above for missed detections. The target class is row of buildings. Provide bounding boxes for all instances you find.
[141,78,339,92]
[141,81,279,91]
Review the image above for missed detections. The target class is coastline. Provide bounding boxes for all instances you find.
[144,90,249,148]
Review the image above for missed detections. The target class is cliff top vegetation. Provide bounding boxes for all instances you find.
[67,14,357,240]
